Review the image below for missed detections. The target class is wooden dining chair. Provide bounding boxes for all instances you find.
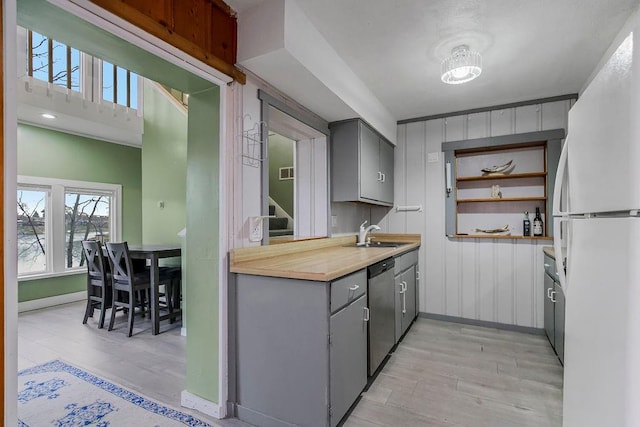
[81,240,112,328]
[105,242,151,337]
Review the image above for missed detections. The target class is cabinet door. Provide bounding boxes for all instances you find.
[359,123,380,201]
[401,266,417,335]
[379,139,394,204]
[554,282,565,364]
[544,273,555,348]
[394,273,403,343]
[330,294,368,426]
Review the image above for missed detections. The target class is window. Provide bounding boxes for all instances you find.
[102,60,138,109]
[17,177,121,279]
[64,190,112,269]
[22,27,141,110]
[17,187,49,275]
[27,30,80,91]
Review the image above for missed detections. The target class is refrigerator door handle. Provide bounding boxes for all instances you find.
[553,135,569,217]
[553,217,569,294]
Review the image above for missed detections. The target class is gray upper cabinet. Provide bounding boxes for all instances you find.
[331,119,394,206]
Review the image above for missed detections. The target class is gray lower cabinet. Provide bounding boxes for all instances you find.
[233,269,368,427]
[330,294,367,426]
[394,250,419,343]
[330,118,394,206]
[554,282,565,364]
[544,272,556,349]
[543,253,565,364]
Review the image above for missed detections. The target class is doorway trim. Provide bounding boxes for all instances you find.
[4,0,233,423]
[257,89,331,243]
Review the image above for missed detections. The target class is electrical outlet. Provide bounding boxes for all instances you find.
[427,152,439,163]
[331,215,338,228]
[249,217,263,242]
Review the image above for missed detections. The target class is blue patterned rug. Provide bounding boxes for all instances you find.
[17,360,214,426]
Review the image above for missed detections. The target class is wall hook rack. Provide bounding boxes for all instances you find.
[239,114,267,168]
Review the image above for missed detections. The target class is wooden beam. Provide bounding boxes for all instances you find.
[88,0,246,84]
[1,1,5,421]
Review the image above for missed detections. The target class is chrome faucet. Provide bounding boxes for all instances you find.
[358,221,381,246]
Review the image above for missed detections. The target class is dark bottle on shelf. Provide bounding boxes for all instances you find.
[523,211,531,236]
[533,207,544,236]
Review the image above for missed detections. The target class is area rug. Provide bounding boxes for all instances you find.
[17,360,213,426]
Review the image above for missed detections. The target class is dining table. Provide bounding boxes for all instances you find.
[127,244,182,335]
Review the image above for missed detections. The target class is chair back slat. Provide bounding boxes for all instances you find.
[105,242,135,288]
[81,240,108,283]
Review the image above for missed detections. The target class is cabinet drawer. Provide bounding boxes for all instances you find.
[395,249,418,274]
[331,269,366,313]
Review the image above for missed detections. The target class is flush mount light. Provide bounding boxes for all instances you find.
[41,113,56,119]
[441,45,482,85]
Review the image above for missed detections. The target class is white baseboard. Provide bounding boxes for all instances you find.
[18,291,87,313]
[181,390,222,419]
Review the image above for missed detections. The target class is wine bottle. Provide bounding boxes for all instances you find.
[523,211,531,236]
[533,207,543,236]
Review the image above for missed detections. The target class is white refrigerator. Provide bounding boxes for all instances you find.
[553,25,640,427]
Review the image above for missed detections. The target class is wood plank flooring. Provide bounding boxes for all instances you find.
[18,301,248,426]
[345,318,563,426]
[18,303,562,426]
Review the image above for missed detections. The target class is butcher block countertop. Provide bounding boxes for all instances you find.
[229,234,421,281]
[543,246,555,259]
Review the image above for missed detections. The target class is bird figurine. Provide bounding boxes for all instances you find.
[481,159,514,175]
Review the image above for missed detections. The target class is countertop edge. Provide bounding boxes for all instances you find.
[230,237,421,282]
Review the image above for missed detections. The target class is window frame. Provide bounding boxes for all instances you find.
[17,184,52,277]
[17,176,122,281]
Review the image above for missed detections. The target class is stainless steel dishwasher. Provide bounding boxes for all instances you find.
[367,257,395,376]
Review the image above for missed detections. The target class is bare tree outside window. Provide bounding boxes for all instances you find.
[17,189,47,274]
[28,30,80,91]
[65,192,111,268]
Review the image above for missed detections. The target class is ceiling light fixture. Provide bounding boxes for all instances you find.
[441,45,482,85]
[41,113,56,119]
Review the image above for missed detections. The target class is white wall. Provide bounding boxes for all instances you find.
[372,99,574,328]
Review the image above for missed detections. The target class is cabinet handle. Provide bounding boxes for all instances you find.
[547,288,552,298]
[363,307,370,322]
[544,263,551,268]
[398,283,405,294]
[348,285,360,292]
[402,281,407,314]
[550,290,557,303]
[377,171,383,181]
[381,173,386,183]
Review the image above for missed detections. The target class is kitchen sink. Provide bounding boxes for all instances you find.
[354,241,408,248]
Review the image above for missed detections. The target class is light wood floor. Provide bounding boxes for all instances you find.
[345,318,563,426]
[18,301,248,426]
[18,303,562,426]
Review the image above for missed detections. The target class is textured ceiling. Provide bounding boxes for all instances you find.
[229,0,638,121]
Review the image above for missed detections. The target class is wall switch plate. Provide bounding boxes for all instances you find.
[249,217,263,242]
[427,152,439,163]
[157,200,165,208]
[331,215,338,227]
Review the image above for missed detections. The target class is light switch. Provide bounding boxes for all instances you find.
[427,152,439,163]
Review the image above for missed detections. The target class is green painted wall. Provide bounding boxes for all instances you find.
[185,86,220,403]
[268,134,295,217]
[17,124,142,302]
[142,81,187,246]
